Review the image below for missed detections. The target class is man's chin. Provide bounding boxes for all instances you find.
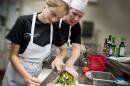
[66,20,78,26]
[70,22,77,26]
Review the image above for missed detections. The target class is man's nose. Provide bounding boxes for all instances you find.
[75,16,80,21]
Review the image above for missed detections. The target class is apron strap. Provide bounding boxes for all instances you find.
[58,18,72,47]
[50,23,53,44]
[30,13,53,45]
[59,18,63,29]
[30,13,37,42]
[67,26,71,47]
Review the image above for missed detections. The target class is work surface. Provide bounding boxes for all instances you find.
[38,68,93,86]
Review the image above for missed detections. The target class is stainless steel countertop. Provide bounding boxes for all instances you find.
[107,58,130,76]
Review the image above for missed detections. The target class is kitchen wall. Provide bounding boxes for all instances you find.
[6,0,22,29]
[18,0,130,55]
[21,0,45,15]
[6,0,45,29]
[82,0,130,55]
[5,0,130,55]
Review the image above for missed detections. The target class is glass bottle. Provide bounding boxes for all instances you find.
[106,35,112,57]
[103,38,107,56]
[111,37,116,56]
[118,37,125,57]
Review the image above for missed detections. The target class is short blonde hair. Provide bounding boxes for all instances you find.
[46,0,69,14]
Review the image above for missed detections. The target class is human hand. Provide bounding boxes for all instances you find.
[51,56,65,73]
[26,77,41,86]
[64,65,78,80]
[28,84,36,86]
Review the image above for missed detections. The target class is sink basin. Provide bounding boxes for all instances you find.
[38,68,93,86]
[39,58,92,86]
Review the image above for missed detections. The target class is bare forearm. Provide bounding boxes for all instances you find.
[9,43,31,81]
[66,44,80,66]
[57,45,67,60]
[10,55,31,80]
[51,45,67,72]
[9,43,41,85]
[64,44,80,80]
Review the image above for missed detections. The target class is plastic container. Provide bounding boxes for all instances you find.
[87,54,106,71]
[116,83,129,86]
[115,76,130,86]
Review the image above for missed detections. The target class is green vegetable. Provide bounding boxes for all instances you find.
[56,71,76,86]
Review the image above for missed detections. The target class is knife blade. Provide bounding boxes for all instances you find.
[40,69,58,86]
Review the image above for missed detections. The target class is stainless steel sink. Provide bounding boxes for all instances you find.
[39,57,92,86]
[39,54,119,86]
[39,68,93,86]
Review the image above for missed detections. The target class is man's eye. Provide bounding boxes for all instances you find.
[79,16,82,18]
[72,13,77,16]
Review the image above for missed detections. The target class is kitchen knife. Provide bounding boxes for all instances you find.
[40,69,58,86]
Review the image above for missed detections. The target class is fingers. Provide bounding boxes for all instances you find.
[28,80,40,86]
[31,77,41,83]
[56,63,65,72]
[72,69,78,80]
[51,58,65,73]
[74,71,79,80]
[64,66,79,80]
[27,77,41,86]
[61,64,65,72]
[52,63,64,73]
[56,65,60,72]
[28,84,36,86]
[70,71,78,80]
